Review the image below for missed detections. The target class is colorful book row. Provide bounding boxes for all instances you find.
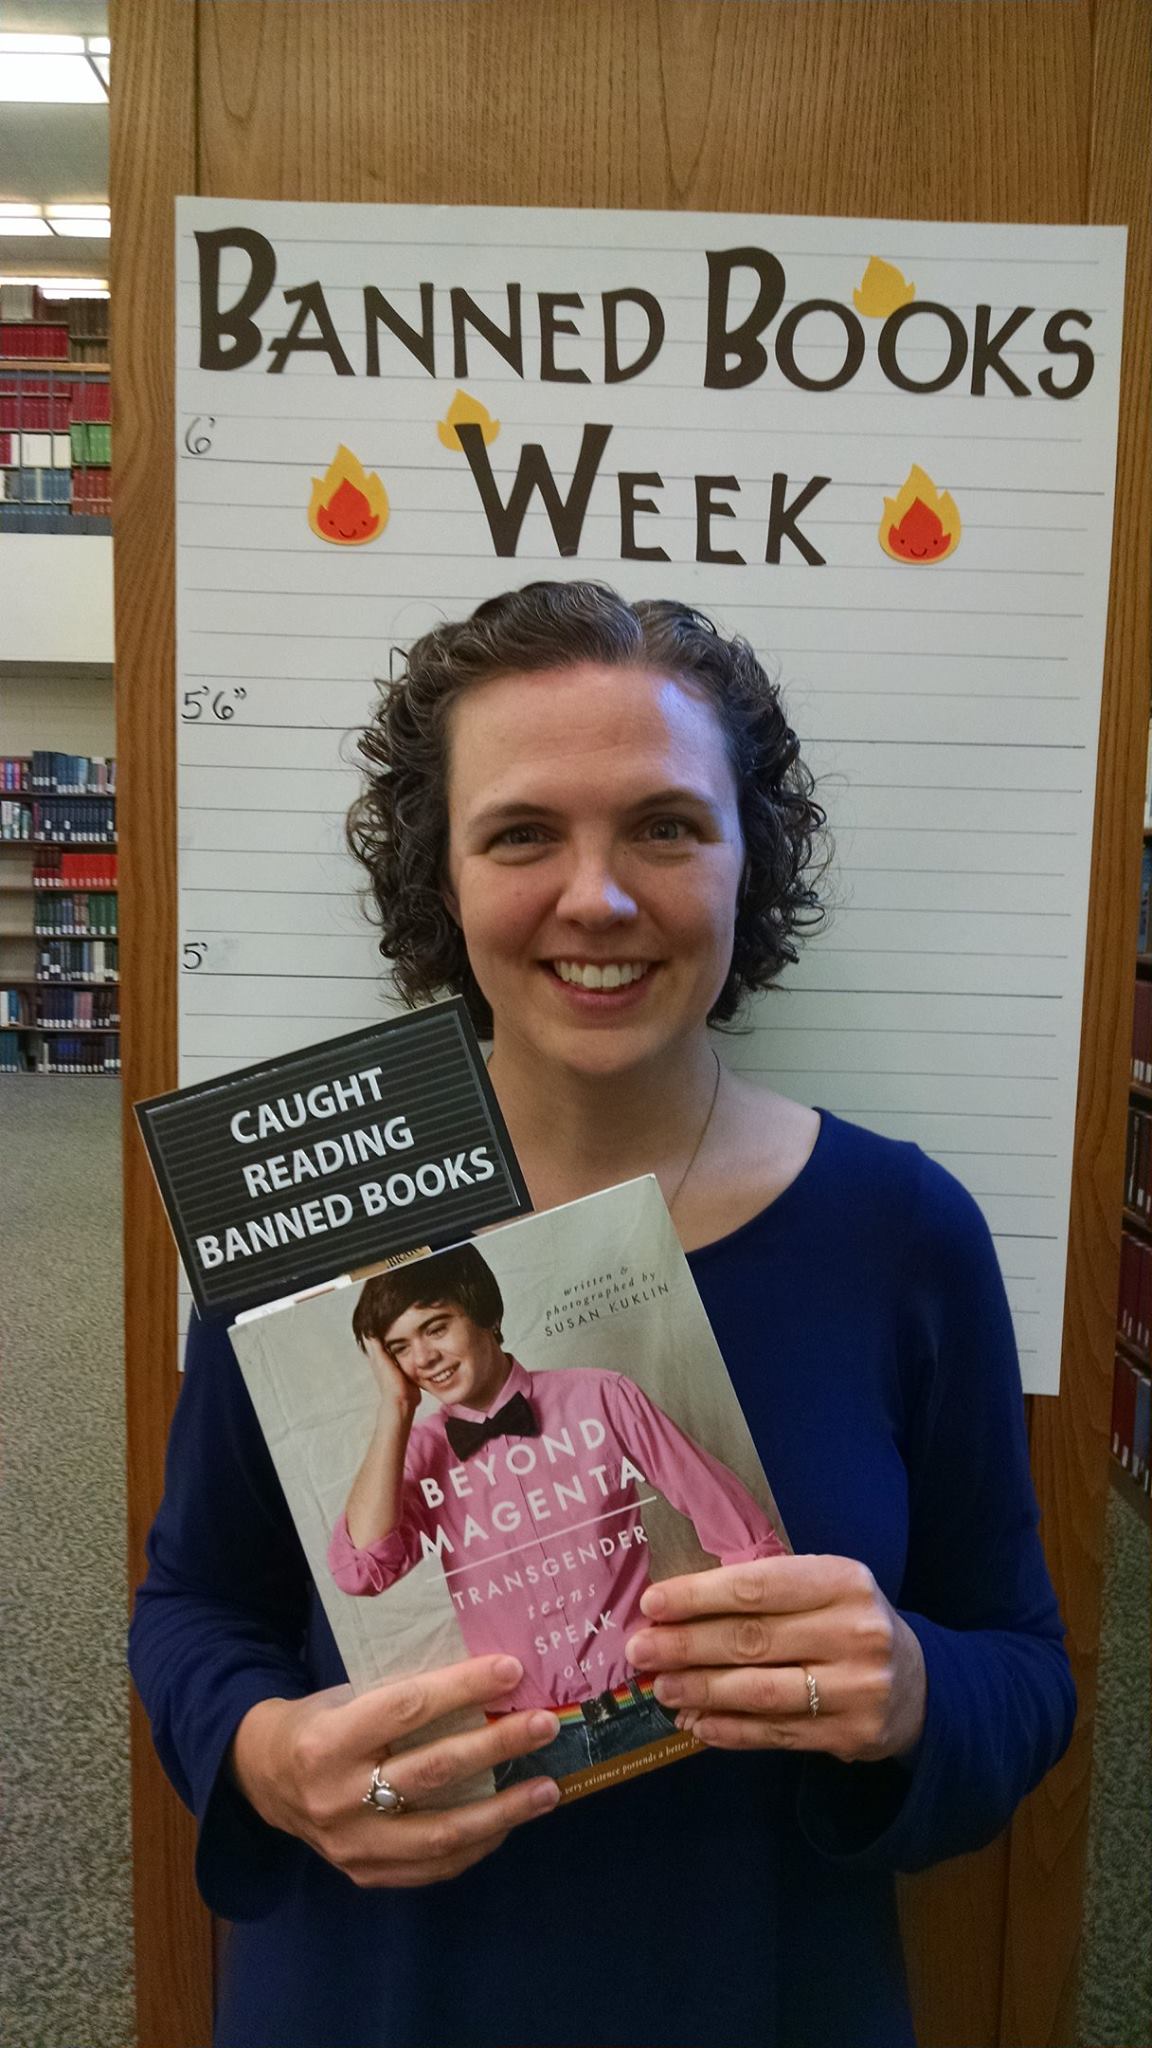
[0,377,110,433]
[0,428,112,469]
[0,323,69,359]
[34,892,118,937]
[0,800,117,843]
[1111,1354,1151,1494]
[0,1030,122,1074]
[30,797,116,844]
[1116,1228,1152,1352]
[37,938,118,982]
[1132,980,1152,1082]
[70,469,111,509]
[1123,1108,1152,1216]
[27,753,116,795]
[1,469,86,505]
[1139,843,1152,955]
[35,849,118,889]
[0,987,120,1029]
[43,1034,120,1073]
[1,800,32,841]
[0,505,111,531]
[0,433,71,466]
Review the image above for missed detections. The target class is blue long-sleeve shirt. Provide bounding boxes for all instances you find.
[129,1108,1075,2048]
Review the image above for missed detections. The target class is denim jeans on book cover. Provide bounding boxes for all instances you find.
[494,1683,681,1788]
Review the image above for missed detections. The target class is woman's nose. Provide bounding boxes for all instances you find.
[555,854,638,924]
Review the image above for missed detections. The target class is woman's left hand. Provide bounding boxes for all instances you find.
[625,1554,926,1763]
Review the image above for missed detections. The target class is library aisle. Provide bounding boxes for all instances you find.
[0,1075,134,2048]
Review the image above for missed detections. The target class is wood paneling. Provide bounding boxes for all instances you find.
[109,1,210,2043]
[1003,4,1152,2040]
[112,5,1151,2044]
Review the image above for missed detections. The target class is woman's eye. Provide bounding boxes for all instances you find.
[641,817,696,842]
[491,824,547,848]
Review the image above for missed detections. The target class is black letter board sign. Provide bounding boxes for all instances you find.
[135,1000,530,1317]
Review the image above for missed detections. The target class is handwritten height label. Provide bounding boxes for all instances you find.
[137,999,530,1316]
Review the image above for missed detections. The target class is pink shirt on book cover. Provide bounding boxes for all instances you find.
[328,1356,785,1714]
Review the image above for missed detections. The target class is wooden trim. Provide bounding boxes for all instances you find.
[1001,2,1152,2043]
[109,2,211,2043]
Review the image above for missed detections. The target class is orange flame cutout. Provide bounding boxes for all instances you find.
[853,256,916,319]
[438,389,501,451]
[879,465,961,564]
[308,445,389,546]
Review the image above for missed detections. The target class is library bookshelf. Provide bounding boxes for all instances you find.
[0,754,119,1075]
[1114,808,1152,1520]
[0,287,112,531]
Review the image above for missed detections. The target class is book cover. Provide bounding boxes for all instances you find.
[229,1176,790,1806]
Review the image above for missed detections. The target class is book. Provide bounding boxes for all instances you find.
[138,1004,790,1805]
[229,1175,789,1806]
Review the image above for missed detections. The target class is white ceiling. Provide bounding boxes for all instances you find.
[0,2,109,281]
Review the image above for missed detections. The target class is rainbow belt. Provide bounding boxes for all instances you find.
[553,1677,656,1727]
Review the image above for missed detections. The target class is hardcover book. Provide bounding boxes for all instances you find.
[229,1175,789,1804]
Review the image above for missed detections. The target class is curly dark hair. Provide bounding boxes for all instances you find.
[353,1243,503,1350]
[347,580,828,1034]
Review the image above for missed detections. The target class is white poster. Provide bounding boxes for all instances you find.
[175,201,1127,1392]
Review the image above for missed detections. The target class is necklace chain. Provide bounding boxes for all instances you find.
[486,1044,722,1218]
[666,1049,722,1217]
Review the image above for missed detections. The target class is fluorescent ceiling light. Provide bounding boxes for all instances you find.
[0,205,111,239]
[0,34,108,102]
[47,219,112,240]
[0,204,53,237]
[0,34,85,53]
[1,274,109,296]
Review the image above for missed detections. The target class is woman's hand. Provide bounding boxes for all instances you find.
[231,1654,560,1888]
[625,1555,926,1763]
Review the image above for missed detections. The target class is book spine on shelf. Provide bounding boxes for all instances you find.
[1133,1372,1151,1488]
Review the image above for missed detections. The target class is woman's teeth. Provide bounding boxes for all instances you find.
[553,961,650,990]
[424,1365,457,1385]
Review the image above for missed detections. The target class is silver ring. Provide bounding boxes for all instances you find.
[803,1669,821,1718]
[363,1764,408,1816]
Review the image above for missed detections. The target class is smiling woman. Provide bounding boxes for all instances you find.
[130,579,1077,2048]
[347,581,827,1042]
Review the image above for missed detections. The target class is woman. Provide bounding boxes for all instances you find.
[131,581,1075,2048]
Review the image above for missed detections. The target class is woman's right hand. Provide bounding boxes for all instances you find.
[230,1654,560,1888]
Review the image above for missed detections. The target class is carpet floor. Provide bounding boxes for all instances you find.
[0,1075,133,2048]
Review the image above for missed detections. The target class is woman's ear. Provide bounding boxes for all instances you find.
[441,876,461,925]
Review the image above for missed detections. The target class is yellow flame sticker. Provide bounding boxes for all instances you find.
[438,389,501,451]
[307,445,389,546]
[853,257,916,319]
[879,465,961,564]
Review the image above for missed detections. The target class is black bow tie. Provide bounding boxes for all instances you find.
[444,1391,539,1461]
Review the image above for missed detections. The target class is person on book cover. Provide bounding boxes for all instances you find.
[328,1244,787,1783]
[132,580,1076,2048]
